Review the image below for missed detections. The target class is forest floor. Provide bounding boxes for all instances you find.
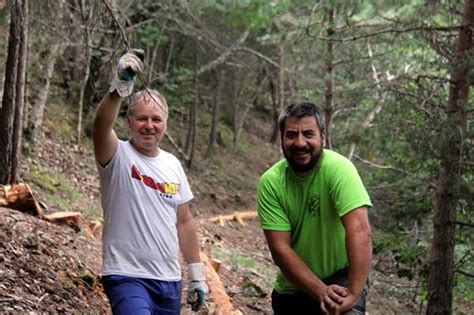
[1,102,469,314]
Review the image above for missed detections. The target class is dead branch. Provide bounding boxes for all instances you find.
[164,132,190,162]
[309,25,463,42]
[172,30,249,83]
[236,47,280,68]
[352,155,406,173]
[100,0,130,48]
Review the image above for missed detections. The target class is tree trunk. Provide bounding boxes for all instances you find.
[427,0,473,314]
[270,42,284,144]
[234,70,266,149]
[323,5,335,149]
[11,0,28,184]
[346,42,384,160]
[76,0,92,145]
[208,67,225,155]
[77,49,91,145]
[0,0,28,185]
[232,73,241,148]
[25,43,60,146]
[269,75,279,144]
[185,41,199,168]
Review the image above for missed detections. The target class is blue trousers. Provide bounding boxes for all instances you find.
[102,275,182,315]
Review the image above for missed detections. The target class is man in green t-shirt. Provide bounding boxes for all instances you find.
[257,102,372,314]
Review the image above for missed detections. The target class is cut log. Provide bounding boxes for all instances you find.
[0,183,43,217]
[208,210,257,226]
[43,211,81,231]
[200,251,243,315]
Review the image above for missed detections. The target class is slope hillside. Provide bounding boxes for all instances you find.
[1,96,424,314]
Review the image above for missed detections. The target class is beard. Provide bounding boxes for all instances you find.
[283,146,323,175]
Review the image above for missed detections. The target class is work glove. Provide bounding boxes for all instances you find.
[109,49,144,97]
[187,263,209,311]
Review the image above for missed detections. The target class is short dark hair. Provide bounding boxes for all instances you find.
[278,102,325,140]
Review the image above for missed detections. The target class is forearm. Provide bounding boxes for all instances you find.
[92,91,122,139]
[273,246,326,300]
[346,227,372,298]
[177,217,201,264]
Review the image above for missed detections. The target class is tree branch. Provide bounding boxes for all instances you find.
[455,269,474,278]
[456,221,474,228]
[310,25,463,42]
[352,154,406,173]
[155,30,249,84]
[101,0,130,48]
[236,47,280,68]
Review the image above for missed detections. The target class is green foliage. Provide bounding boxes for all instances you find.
[373,232,430,281]
[136,23,167,48]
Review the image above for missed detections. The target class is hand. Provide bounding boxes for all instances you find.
[187,280,209,311]
[109,49,144,97]
[186,263,209,311]
[321,287,358,315]
[319,284,349,314]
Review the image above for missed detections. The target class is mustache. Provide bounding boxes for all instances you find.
[291,147,311,154]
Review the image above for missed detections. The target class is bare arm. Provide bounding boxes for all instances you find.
[343,206,372,297]
[177,201,201,264]
[264,230,348,307]
[331,206,372,313]
[92,91,122,166]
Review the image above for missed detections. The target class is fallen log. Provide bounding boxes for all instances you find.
[200,251,243,315]
[208,210,257,226]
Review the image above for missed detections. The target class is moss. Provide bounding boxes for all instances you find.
[24,165,61,193]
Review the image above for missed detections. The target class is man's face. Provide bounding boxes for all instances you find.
[282,116,325,176]
[128,96,167,157]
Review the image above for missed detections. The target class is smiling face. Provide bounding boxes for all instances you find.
[127,94,168,157]
[282,115,325,177]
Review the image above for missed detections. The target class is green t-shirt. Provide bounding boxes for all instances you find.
[257,149,372,294]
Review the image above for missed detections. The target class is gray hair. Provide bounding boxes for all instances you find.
[126,89,169,120]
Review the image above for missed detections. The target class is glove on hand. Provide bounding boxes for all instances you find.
[187,263,209,311]
[109,49,144,97]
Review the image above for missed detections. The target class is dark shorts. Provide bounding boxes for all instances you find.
[271,268,368,315]
[101,275,182,315]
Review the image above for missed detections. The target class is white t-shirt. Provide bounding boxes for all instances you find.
[97,140,193,280]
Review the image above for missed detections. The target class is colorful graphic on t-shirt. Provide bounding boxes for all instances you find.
[131,164,180,196]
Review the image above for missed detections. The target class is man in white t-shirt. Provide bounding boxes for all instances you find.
[92,50,208,314]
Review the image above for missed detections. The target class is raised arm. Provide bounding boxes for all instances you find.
[92,50,143,166]
[92,91,121,166]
